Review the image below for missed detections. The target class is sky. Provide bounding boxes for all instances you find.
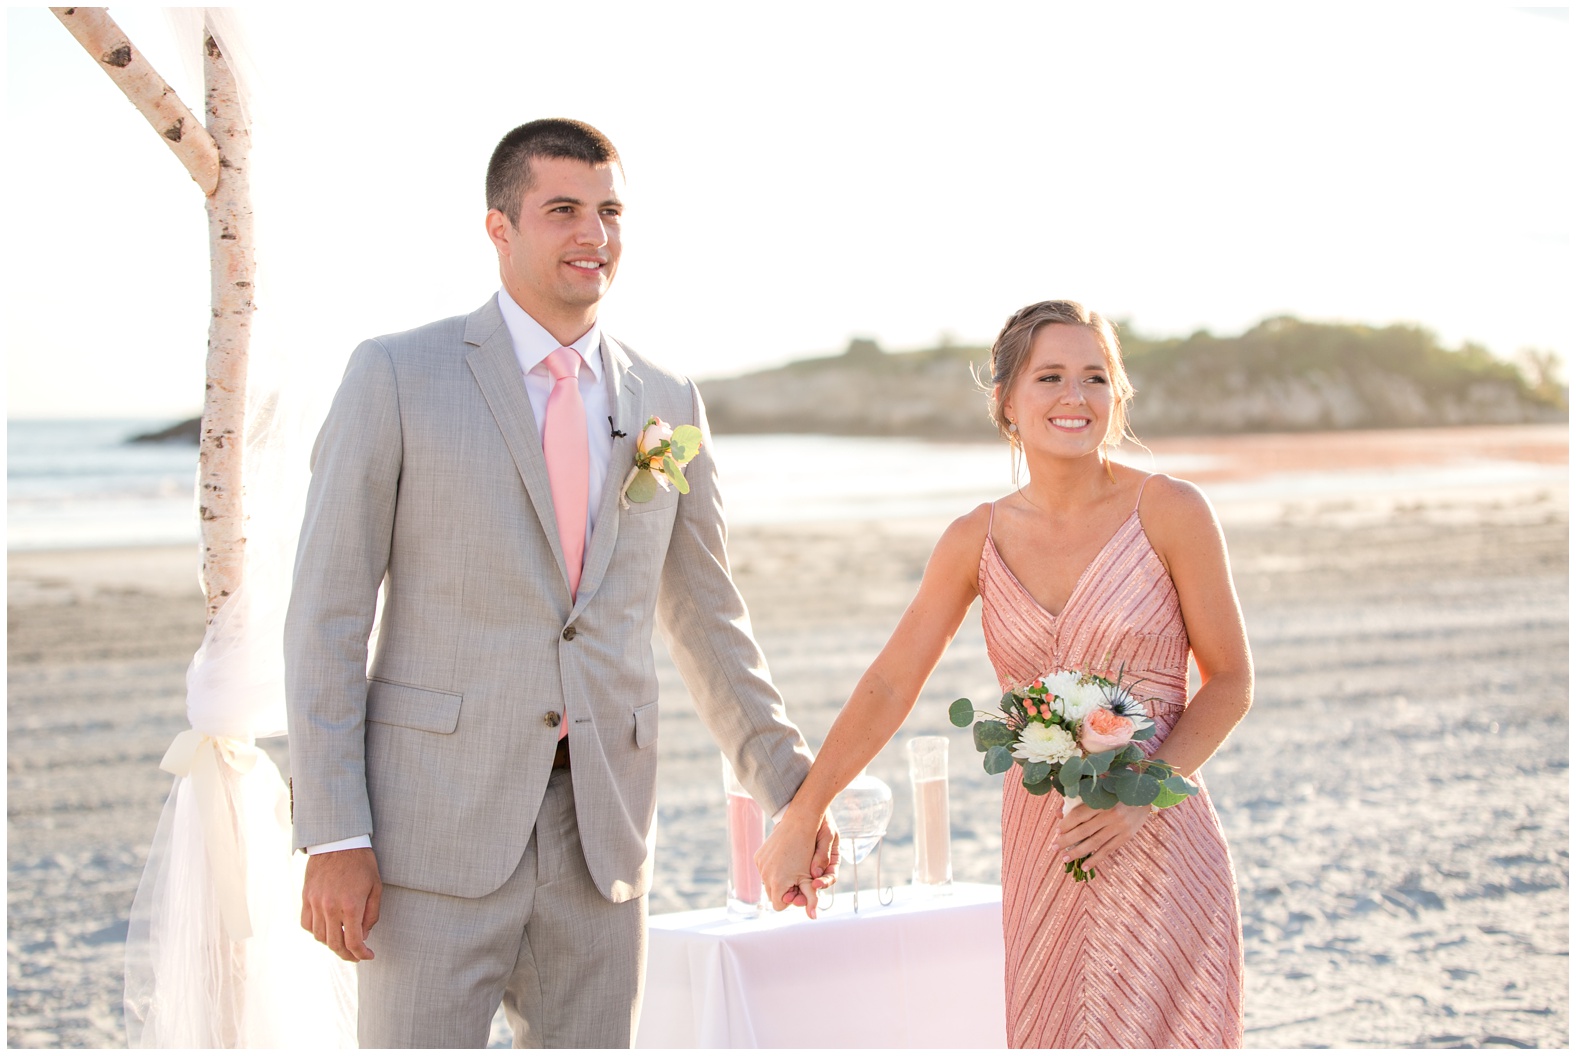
[4,3,1571,420]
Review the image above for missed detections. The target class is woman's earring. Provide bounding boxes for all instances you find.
[1007,420,1018,434]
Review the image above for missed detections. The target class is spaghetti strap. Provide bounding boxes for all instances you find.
[1134,473,1156,512]
[987,501,998,536]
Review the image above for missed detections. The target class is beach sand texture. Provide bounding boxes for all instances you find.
[7,425,1568,1048]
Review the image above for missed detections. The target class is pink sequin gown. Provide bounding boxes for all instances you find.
[981,495,1244,1048]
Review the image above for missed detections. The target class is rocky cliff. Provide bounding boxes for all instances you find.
[699,317,1566,440]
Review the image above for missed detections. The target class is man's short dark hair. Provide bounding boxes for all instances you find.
[486,118,622,225]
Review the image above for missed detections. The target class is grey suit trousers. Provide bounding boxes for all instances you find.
[356,767,646,1048]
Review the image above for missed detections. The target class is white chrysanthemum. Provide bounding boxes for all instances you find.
[1055,682,1108,724]
[1013,722,1078,765]
[1038,671,1083,706]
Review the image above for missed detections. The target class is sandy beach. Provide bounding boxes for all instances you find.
[6,424,1568,1048]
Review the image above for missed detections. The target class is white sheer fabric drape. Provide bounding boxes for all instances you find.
[122,9,358,1047]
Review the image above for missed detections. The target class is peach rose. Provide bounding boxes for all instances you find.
[1080,708,1135,753]
[639,418,675,456]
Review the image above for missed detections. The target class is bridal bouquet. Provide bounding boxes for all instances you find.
[949,668,1198,881]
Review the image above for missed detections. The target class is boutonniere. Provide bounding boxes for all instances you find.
[619,416,704,508]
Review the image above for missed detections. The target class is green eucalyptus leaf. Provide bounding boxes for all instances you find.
[949,698,975,728]
[624,472,659,504]
[1134,771,1162,804]
[1111,768,1145,805]
[1000,691,1019,711]
[1021,760,1051,786]
[1151,786,1188,809]
[662,456,691,495]
[973,720,1015,751]
[1115,744,1146,766]
[1023,775,1056,797]
[669,425,703,461]
[1085,749,1118,775]
[1150,773,1199,809]
[1058,757,1085,793]
[1082,782,1120,810]
[983,745,1015,775]
[1130,725,1155,741]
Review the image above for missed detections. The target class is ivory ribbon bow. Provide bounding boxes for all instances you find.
[159,729,263,940]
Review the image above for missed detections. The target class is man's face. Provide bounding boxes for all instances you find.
[488,156,623,322]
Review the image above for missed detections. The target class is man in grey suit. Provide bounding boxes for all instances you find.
[285,118,835,1048]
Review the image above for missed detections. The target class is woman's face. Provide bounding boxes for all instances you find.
[1001,323,1114,458]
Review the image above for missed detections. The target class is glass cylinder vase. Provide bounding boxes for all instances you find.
[907,736,953,893]
[721,754,768,918]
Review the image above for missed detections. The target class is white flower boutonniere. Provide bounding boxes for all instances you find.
[619,416,704,508]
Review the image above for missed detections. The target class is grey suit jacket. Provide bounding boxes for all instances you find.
[284,296,813,902]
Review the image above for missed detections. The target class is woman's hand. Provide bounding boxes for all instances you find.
[1053,801,1150,875]
[755,807,838,918]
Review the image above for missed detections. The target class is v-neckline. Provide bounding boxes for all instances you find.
[986,509,1139,622]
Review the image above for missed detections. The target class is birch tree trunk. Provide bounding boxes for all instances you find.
[51,8,252,624]
[198,30,253,623]
[48,8,219,194]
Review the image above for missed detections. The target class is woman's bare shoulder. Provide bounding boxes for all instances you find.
[926,502,995,581]
[940,501,995,550]
[1136,473,1223,551]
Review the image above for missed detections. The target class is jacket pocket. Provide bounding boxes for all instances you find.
[366,678,462,734]
[633,699,658,748]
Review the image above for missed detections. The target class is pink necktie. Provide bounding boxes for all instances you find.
[542,347,589,601]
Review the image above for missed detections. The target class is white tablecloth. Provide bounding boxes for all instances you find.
[635,882,1007,1048]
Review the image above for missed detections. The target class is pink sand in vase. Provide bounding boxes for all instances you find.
[912,776,952,886]
[727,791,765,906]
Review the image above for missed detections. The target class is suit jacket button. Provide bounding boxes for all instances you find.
[544,711,561,728]
[562,625,577,641]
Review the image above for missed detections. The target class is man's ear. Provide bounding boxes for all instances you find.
[484,208,512,255]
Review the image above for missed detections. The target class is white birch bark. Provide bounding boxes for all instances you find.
[48,8,220,195]
[198,30,253,624]
[50,9,253,623]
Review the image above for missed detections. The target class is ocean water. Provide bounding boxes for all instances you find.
[6,419,203,551]
[4,421,1032,551]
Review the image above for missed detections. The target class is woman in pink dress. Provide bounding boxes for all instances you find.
[758,300,1252,1047]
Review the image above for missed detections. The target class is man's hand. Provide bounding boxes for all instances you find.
[301,847,382,962]
[757,809,839,919]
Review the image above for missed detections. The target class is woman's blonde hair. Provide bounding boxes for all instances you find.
[985,299,1137,451]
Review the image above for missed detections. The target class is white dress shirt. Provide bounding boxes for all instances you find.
[307,290,611,857]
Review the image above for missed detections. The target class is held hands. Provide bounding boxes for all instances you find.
[1052,801,1150,875]
[755,809,840,919]
[301,847,382,962]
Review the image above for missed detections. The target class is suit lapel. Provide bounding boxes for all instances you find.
[573,335,643,614]
[463,299,573,600]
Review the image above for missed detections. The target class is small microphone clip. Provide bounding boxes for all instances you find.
[609,416,626,439]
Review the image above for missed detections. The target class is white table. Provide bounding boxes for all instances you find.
[635,882,1007,1048]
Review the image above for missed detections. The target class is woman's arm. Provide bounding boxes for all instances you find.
[756,504,990,910]
[1138,475,1255,778]
[1056,475,1254,873]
